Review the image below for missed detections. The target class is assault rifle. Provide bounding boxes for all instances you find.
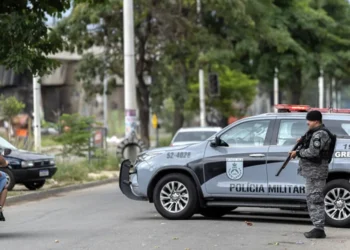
[275,137,304,177]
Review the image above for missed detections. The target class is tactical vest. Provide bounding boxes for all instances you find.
[301,125,336,164]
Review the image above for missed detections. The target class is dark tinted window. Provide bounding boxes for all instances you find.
[173,131,217,142]
[324,120,350,138]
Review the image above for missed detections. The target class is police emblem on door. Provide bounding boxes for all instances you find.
[226,158,243,180]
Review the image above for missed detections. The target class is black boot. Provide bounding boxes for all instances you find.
[0,211,5,221]
[304,228,326,239]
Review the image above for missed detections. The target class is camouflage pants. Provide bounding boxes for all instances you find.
[306,178,327,230]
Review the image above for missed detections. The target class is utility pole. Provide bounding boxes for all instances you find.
[197,0,206,127]
[33,76,41,152]
[103,77,108,130]
[332,77,337,109]
[199,69,206,127]
[273,68,279,113]
[103,35,109,133]
[123,0,138,160]
[318,68,324,108]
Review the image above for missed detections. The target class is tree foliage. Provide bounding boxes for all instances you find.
[54,113,94,157]
[0,95,26,121]
[0,0,71,75]
[56,0,350,140]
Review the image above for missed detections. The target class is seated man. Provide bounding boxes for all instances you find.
[0,155,8,221]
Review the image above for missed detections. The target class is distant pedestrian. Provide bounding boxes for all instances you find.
[290,110,335,239]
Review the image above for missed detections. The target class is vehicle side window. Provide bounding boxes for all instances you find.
[323,120,350,138]
[220,120,270,147]
[277,120,307,146]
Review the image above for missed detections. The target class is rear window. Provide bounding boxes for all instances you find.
[173,131,217,142]
[324,120,350,138]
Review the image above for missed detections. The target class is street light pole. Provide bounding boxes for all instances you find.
[197,0,206,127]
[318,68,324,108]
[123,0,138,160]
[33,76,41,152]
[273,68,279,113]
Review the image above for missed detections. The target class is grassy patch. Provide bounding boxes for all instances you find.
[159,136,172,147]
[53,153,120,183]
[41,135,60,147]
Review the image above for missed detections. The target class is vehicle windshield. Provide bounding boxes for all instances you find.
[174,131,218,142]
[0,136,17,150]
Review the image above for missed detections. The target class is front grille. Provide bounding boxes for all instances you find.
[34,160,50,168]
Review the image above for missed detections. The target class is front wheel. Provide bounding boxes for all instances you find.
[324,179,350,227]
[24,180,46,190]
[153,173,198,220]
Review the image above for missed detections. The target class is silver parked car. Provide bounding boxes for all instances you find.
[170,127,222,146]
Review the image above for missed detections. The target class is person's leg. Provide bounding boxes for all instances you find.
[305,177,327,238]
[0,177,7,221]
[0,186,7,207]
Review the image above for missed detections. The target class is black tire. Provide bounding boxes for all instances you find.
[1,168,15,191]
[153,173,199,220]
[324,179,350,228]
[24,180,46,190]
[200,207,237,218]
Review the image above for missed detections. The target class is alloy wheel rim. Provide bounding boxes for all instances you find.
[325,188,350,221]
[160,181,189,213]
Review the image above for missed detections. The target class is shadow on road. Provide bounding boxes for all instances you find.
[0,231,43,239]
[130,209,313,226]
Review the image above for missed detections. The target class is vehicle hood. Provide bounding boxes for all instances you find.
[6,150,54,161]
[142,145,192,154]
[172,141,202,146]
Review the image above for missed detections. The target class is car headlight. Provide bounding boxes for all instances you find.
[21,161,34,168]
[49,159,55,165]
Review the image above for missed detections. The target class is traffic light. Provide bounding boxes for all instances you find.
[208,73,220,97]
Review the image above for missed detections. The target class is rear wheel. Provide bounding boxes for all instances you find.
[199,207,237,218]
[324,179,350,227]
[24,180,46,190]
[153,173,198,220]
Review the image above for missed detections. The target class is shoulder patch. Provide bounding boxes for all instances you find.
[313,140,321,148]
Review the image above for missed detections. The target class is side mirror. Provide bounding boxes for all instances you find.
[0,148,12,156]
[210,136,229,147]
[210,136,222,147]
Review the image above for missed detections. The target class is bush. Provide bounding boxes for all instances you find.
[54,113,94,157]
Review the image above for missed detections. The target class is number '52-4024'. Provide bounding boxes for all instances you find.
[167,152,191,159]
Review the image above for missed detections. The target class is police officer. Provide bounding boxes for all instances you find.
[290,110,331,239]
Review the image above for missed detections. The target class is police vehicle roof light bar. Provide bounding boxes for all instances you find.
[275,104,350,114]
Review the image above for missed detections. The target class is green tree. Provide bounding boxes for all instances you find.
[0,0,71,75]
[57,0,204,147]
[249,0,350,104]
[54,113,94,157]
[0,95,26,138]
[186,65,258,127]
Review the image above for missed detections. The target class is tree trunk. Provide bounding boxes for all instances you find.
[289,68,302,104]
[136,86,150,148]
[173,103,184,136]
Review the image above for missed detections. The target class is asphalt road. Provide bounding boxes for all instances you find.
[1,184,350,250]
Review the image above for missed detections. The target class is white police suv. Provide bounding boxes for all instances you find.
[119,105,350,228]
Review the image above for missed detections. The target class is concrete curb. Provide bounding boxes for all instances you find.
[7,177,118,206]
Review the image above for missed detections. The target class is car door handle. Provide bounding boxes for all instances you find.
[249,154,265,157]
